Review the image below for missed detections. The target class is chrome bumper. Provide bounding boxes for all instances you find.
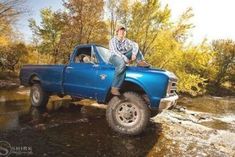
[159,94,179,111]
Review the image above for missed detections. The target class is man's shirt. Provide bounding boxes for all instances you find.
[109,36,139,62]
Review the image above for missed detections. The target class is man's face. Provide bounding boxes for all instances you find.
[117,29,126,38]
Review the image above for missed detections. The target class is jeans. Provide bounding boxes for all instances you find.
[124,50,144,62]
[109,50,145,88]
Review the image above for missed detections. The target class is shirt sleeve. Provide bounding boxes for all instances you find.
[109,38,121,57]
[126,38,139,55]
[109,38,129,63]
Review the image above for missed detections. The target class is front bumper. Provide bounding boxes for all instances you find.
[159,94,179,112]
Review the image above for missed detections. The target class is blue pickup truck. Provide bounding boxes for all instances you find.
[19,44,178,135]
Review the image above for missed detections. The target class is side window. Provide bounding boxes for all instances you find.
[96,46,111,63]
[74,47,98,64]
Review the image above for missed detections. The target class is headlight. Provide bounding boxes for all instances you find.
[166,79,177,97]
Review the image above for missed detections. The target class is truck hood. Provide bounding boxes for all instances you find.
[126,66,178,81]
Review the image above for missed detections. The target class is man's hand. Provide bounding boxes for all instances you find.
[131,54,136,61]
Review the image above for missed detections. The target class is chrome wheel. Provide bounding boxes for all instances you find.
[32,88,40,103]
[30,84,49,108]
[106,92,150,135]
[115,102,140,127]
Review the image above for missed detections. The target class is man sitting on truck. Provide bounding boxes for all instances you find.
[109,26,150,95]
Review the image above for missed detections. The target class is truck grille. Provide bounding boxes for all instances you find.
[166,80,177,97]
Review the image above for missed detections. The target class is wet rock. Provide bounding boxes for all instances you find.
[76,118,89,123]
[34,123,46,130]
[173,105,186,113]
[42,112,50,118]
[28,119,40,125]
[0,80,19,89]
[124,141,135,150]
[47,123,59,128]
[152,108,235,156]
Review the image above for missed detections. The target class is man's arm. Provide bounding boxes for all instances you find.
[109,38,129,62]
[126,39,139,55]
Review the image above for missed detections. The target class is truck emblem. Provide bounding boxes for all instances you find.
[100,74,107,80]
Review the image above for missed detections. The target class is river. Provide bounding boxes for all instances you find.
[0,88,234,157]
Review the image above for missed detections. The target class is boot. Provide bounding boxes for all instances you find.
[111,87,121,95]
[137,60,150,68]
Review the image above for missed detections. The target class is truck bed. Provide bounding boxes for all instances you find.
[19,64,66,94]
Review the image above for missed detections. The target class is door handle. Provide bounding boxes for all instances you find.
[67,67,74,70]
[93,64,99,68]
[66,67,73,73]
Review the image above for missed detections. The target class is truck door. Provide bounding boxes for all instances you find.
[92,46,115,101]
[63,46,99,99]
[95,64,114,101]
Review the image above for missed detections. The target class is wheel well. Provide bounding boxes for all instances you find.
[29,75,41,86]
[120,81,146,94]
[121,81,151,106]
[105,81,150,104]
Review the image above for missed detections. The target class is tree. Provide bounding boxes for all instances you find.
[29,8,65,64]
[29,0,109,64]
[0,0,26,21]
[172,8,194,43]
[106,0,131,37]
[126,0,171,54]
[144,30,213,96]
[0,43,28,72]
[106,0,118,37]
[137,1,214,96]
[212,39,235,86]
[62,0,108,45]
[0,0,27,45]
[0,0,27,71]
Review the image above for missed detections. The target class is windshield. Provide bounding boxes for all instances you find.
[96,46,112,63]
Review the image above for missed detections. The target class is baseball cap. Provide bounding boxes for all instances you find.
[116,26,126,33]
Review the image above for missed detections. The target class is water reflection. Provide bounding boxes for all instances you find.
[0,88,161,156]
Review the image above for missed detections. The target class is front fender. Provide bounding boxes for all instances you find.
[125,72,169,109]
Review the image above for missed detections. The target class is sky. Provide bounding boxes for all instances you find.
[161,0,235,44]
[18,0,235,44]
[17,0,64,42]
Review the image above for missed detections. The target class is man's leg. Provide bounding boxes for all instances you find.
[109,55,126,95]
[136,50,144,62]
[124,50,132,60]
[124,50,150,67]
